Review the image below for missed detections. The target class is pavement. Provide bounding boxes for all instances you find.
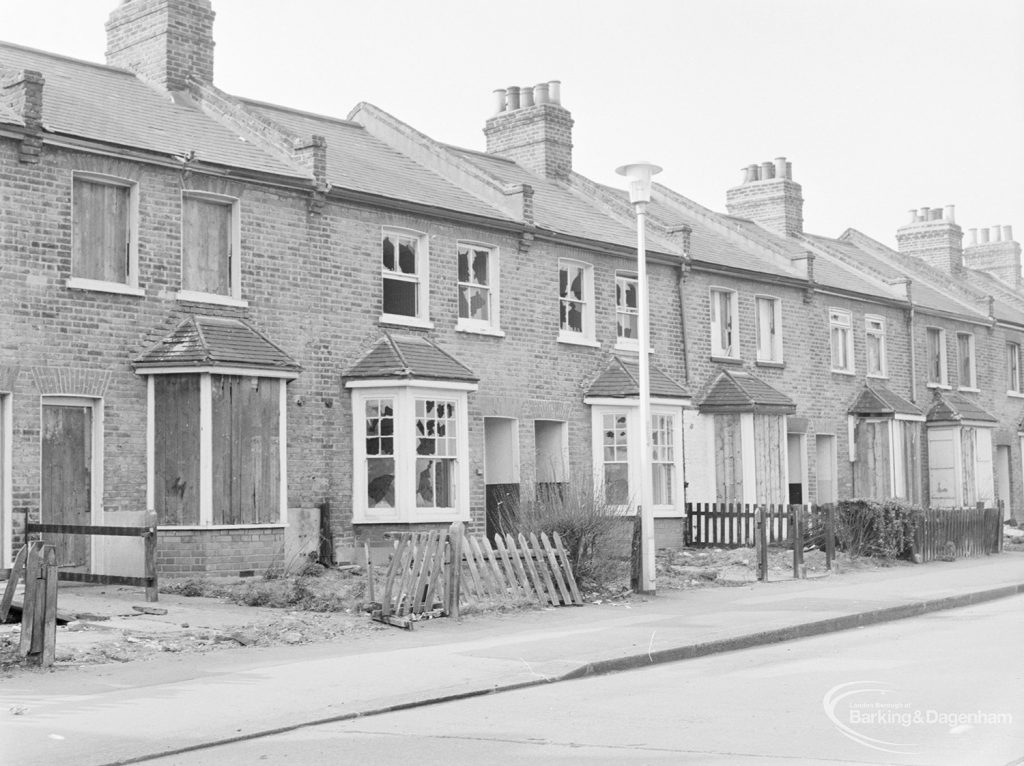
[1,552,1023,766]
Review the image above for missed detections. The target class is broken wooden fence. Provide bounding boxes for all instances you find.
[0,542,58,667]
[369,523,582,628]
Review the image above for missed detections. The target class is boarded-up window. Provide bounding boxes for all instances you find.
[154,376,201,525]
[211,375,280,524]
[714,413,743,504]
[754,414,787,504]
[897,420,921,505]
[73,177,130,283]
[854,418,892,500]
[961,426,976,506]
[183,195,232,295]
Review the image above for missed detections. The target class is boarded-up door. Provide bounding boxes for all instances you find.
[485,417,520,538]
[927,427,958,508]
[854,419,891,500]
[41,402,92,569]
[715,414,743,504]
[996,445,1012,520]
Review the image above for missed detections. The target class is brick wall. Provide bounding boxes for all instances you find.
[157,527,283,576]
[483,103,574,179]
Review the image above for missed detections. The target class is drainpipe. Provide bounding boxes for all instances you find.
[907,304,917,404]
[676,262,691,384]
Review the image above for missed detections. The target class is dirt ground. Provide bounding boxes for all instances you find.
[4,531,1017,675]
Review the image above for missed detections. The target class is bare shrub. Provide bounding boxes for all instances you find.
[835,499,922,560]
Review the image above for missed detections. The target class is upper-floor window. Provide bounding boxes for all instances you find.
[957,333,976,390]
[180,191,241,304]
[755,296,782,363]
[1008,342,1022,394]
[70,172,141,296]
[710,288,738,359]
[559,259,595,344]
[457,242,500,334]
[615,272,639,350]
[865,316,887,377]
[382,228,429,326]
[829,308,854,373]
[926,327,947,386]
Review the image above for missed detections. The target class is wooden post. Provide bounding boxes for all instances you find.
[364,541,376,604]
[144,511,159,602]
[825,504,835,570]
[40,545,58,667]
[629,512,643,593]
[792,506,803,579]
[755,507,768,582]
[446,522,463,618]
[19,542,41,658]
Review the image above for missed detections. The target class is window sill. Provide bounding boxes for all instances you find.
[353,510,471,525]
[711,355,743,366]
[176,290,248,308]
[958,386,980,394]
[379,314,435,330]
[615,339,640,353]
[755,360,785,369]
[926,382,952,390]
[866,373,889,380]
[456,323,505,338]
[830,369,856,376]
[67,277,145,297]
[1007,391,1024,399]
[558,333,600,349]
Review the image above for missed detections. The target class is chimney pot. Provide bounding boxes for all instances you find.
[760,161,774,180]
[969,228,978,245]
[533,82,549,105]
[785,161,793,180]
[774,157,787,179]
[992,226,1002,242]
[547,80,561,105]
[980,228,990,244]
[919,207,930,221]
[506,86,520,111]
[1004,225,1014,242]
[493,88,507,114]
[930,209,942,221]
[520,86,534,108]
[944,204,955,223]
[910,210,921,224]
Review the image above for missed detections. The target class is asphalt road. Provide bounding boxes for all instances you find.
[143,596,1024,765]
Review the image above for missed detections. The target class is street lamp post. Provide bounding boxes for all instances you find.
[616,161,662,594]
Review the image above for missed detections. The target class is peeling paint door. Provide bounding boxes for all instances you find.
[41,402,92,569]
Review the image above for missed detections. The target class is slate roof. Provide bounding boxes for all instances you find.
[243,100,507,220]
[847,384,923,418]
[698,369,796,414]
[133,316,301,373]
[585,356,690,400]
[926,392,997,424]
[343,334,478,383]
[0,42,301,177]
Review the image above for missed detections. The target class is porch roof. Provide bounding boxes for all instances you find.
[926,391,997,424]
[848,383,922,418]
[132,316,301,374]
[343,333,478,383]
[698,369,796,414]
[585,356,690,400]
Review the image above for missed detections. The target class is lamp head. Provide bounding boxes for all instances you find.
[616,162,662,204]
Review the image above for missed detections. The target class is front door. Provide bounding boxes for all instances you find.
[41,401,93,569]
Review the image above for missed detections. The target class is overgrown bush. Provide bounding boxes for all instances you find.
[493,480,622,590]
[835,499,922,560]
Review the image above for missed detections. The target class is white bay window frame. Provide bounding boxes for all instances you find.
[349,381,473,524]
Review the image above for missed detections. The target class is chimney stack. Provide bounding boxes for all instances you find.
[963,221,1021,289]
[725,156,804,237]
[896,205,963,273]
[105,0,216,91]
[484,80,573,179]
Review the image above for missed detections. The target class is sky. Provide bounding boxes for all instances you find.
[4,0,1023,248]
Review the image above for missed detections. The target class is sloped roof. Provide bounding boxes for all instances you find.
[698,369,796,414]
[585,356,690,400]
[848,383,922,417]
[344,334,478,383]
[0,42,301,177]
[243,100,507,220]
[133,316,301,373]
[926,391,997,424]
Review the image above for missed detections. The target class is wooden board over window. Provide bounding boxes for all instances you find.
[183,195,231,295]
[211,375,280,525]
[73,178,129,283]
[154,375,201,525]
[854,419,892,500]
[714,413,743,504]
[753,413,786,504]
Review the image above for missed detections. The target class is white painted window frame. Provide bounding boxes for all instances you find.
[1008,342,1023,395]
[829,308,854,373]
[754,294,783,363]
[710,287,739,359]
[926,326,948,388]
[558,258,598,346]
[145,369,290,529]
[348,381,474,524]
[68,171,144,297]
[380,227,432,329]
[865,315,887,378]
[177,190,245,307]
[0,393,11,569]
[456,240,502,336]
[614,271,640,351]
[957,332,977,391]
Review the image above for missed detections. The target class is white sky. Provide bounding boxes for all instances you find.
[5,0,1023,247]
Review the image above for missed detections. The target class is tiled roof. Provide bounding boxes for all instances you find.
[0,42,301,177]
[698,369,796,414]
[344,334,478,383]
[243,100,508,220]
[585,356,690,400]
[133,316,301,373]
[848,383,922,417]
[926,391,997,423]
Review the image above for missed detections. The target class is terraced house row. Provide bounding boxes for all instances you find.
[1,0,1021,576]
